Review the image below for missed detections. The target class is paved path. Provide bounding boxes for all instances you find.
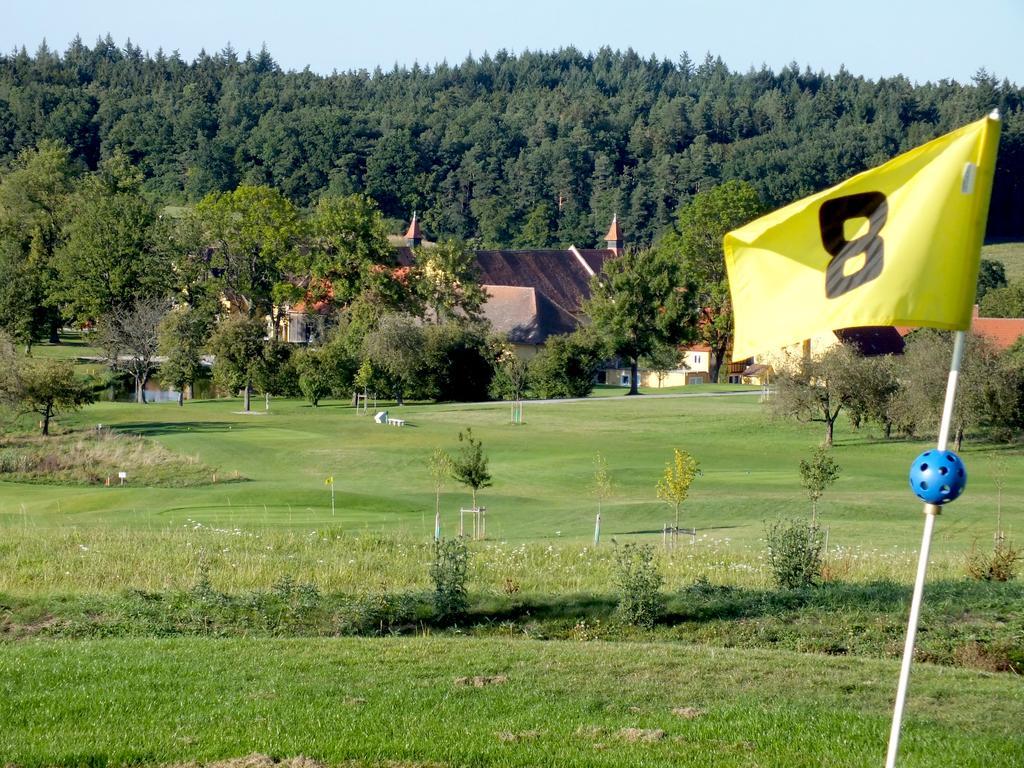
[430,391,770,409]
[526,389,769,405]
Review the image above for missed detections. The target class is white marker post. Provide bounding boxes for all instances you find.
[885,330,966,767]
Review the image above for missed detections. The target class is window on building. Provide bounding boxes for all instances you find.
[620,373,631,386]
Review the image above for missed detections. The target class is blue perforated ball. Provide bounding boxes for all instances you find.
[908,450,967,505]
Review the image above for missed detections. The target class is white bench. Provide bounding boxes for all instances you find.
[386,417,405,426]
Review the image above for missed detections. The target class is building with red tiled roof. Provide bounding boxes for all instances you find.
[726,305,1024,387]
[401,217,624,356]
[971,304,1024,350]
[283,216,622,351]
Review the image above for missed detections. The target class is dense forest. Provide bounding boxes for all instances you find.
[1,38,1022,246]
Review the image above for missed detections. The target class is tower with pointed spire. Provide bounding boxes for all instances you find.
[604,214,623,252]
[404,212,422,247]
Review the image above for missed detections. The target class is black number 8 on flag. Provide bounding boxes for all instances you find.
[818,191,888,298]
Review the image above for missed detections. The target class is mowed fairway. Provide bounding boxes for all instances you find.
[2,391,1021,549]
[2,636,1023,767]
[982,241,1024,282]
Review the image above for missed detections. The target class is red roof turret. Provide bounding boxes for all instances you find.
[404,212,422,247]
[604,214,623,250]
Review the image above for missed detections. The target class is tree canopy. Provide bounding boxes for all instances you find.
[586,248,695,395]
[0,42,1020,247]
[658,179,765,381]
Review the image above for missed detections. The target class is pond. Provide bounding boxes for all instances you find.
[105,375,215,403]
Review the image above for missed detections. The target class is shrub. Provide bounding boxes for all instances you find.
[296,348,332,406]
[613,544,663,629]
[421,321,494,402]
[430,537,469,621]
[966,540,1020,582]
[527,330,606,399]
[344,590,421,635]
[765,518,824,589]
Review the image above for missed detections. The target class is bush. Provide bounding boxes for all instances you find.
[343,590,422,635]
[765,518,824,589]
[421,321,495,402]
[613,544,663,629]
[430,537,469,621]
[966,540,1020,582]
[528,330,606,399]
[296,348,332,406]
[256,339,300,397]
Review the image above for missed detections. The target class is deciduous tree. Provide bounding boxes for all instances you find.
[414,239,486,322]
[192,185,301,323]
[798,447,840,525]
[586,248,695,395]
[296,348,331,407]
[427,447,453,540]
[976,258,1007,301]
[158,306,211,406]
[54,154,171,323]
[302,194,394,308]
[450,428,492,510]
[55,154,172,323]
[527,330,606,399]
[896,330,1003,451]
[656,448,700,541]
[0,141,78,349]
[0,357,95,435]
[979,279,1024,318]
[421,320,493,402]
[773,344,859,447]
[361,313,426,405]
[842,353,901,438]
[208,315,268,412]
[490,345,529,402]
[98,297,172,404]
[591,452,613,545]
[659,180,764,382]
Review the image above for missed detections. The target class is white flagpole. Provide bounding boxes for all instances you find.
[885,329,967,767]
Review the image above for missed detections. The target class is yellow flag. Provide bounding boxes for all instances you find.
[725,114,1001,361]
[325,476,334,486]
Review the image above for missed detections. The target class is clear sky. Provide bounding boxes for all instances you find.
[4,0,1022,84]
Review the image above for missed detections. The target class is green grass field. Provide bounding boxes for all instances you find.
[2,637,1022,767]
[1,390,1021,594]
[982,241,1024,283]
[4,376,1023,767]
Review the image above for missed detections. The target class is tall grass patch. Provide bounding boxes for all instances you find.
[0,526,954,597]
[0,430,229,486]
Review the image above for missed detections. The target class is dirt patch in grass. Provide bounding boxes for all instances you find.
[496,730,541,743]
[617,728,666,743]
[0,430,238,487]
[671,706,703,719]
[454,674,508,687]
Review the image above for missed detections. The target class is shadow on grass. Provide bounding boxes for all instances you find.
[474,579,1024,626]
[113,421,255,436]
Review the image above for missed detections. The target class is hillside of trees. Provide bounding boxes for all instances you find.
[2,39,1022,245]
